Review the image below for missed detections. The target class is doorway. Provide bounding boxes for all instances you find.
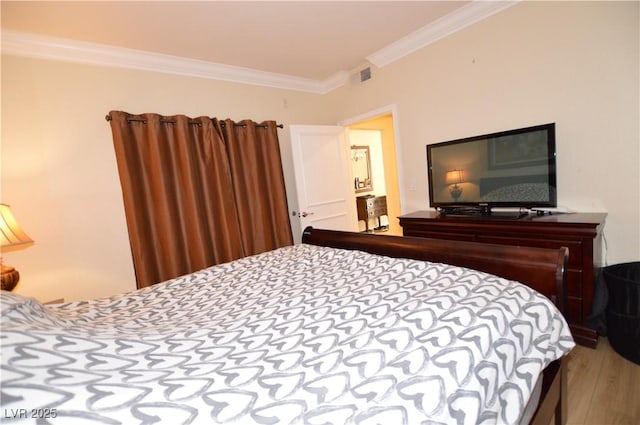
[287,106,403,241]
[342,109,402,236]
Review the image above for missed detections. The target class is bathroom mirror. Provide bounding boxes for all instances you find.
[351,145,372,193]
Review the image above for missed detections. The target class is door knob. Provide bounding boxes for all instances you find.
[292,211,314,218]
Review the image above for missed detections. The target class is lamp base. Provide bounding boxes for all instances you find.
[1,264,20,291]
[449,185,463,202]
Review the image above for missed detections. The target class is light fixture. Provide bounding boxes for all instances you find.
[1,204,34,291]
[445,169,464,202]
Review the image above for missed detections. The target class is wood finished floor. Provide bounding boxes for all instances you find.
[565,337,640,424]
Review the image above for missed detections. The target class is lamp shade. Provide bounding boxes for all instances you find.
[445,170,464,185]
[0,204,33,249]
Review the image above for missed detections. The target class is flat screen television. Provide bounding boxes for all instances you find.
[426,123,557,217]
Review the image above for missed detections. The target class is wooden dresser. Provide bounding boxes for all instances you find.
[356,195,388,232]
[398,210,607,347]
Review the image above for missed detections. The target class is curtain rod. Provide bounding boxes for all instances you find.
[105,114,283,128]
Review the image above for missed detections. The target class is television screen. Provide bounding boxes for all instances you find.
[427,123,557,213]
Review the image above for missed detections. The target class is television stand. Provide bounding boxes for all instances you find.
[398,210,607,347]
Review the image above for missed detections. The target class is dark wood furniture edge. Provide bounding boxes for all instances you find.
[302,226,569,425]
[570,323,599,348]
[531,357,567,425]
[302,226,568,314]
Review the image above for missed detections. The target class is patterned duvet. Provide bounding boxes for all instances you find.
[0,244,574,424]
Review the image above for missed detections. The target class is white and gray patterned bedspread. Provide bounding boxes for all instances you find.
[1,244,574,425]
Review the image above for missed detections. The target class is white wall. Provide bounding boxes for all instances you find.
[326,1,639,265]
[2,1,638,303]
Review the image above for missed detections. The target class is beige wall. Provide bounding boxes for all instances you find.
[328,1,639,264]
[1,58,332,302]
[2,1,638,302]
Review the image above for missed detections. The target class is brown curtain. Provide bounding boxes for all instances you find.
[109,111,292,288]
[218,119,293,255]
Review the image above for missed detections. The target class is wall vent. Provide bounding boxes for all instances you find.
[360,67,372,82]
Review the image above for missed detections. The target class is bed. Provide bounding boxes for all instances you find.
[479,175,556,204]
[1,227,574,425]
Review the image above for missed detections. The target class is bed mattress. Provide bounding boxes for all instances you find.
[1,244,574,424]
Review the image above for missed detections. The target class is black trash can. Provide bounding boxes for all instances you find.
[604,262,640,365]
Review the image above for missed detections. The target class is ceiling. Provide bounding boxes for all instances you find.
[1,1,515,93]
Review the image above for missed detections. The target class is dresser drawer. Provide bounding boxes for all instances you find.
[567,296,583,323]
[476,235,583,268]
[566,270,582,297]
[356,195,388,230]
[373,196,386,208]
[402,228,476,242]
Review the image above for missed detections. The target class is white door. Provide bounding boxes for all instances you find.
[289,125,358,236]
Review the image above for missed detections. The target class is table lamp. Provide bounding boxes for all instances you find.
[1,203,34,291]
[445,169,464,202]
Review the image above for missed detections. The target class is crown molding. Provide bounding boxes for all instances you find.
[1,1,516,94]
[367,0,519,68]
[1,30,343,94]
